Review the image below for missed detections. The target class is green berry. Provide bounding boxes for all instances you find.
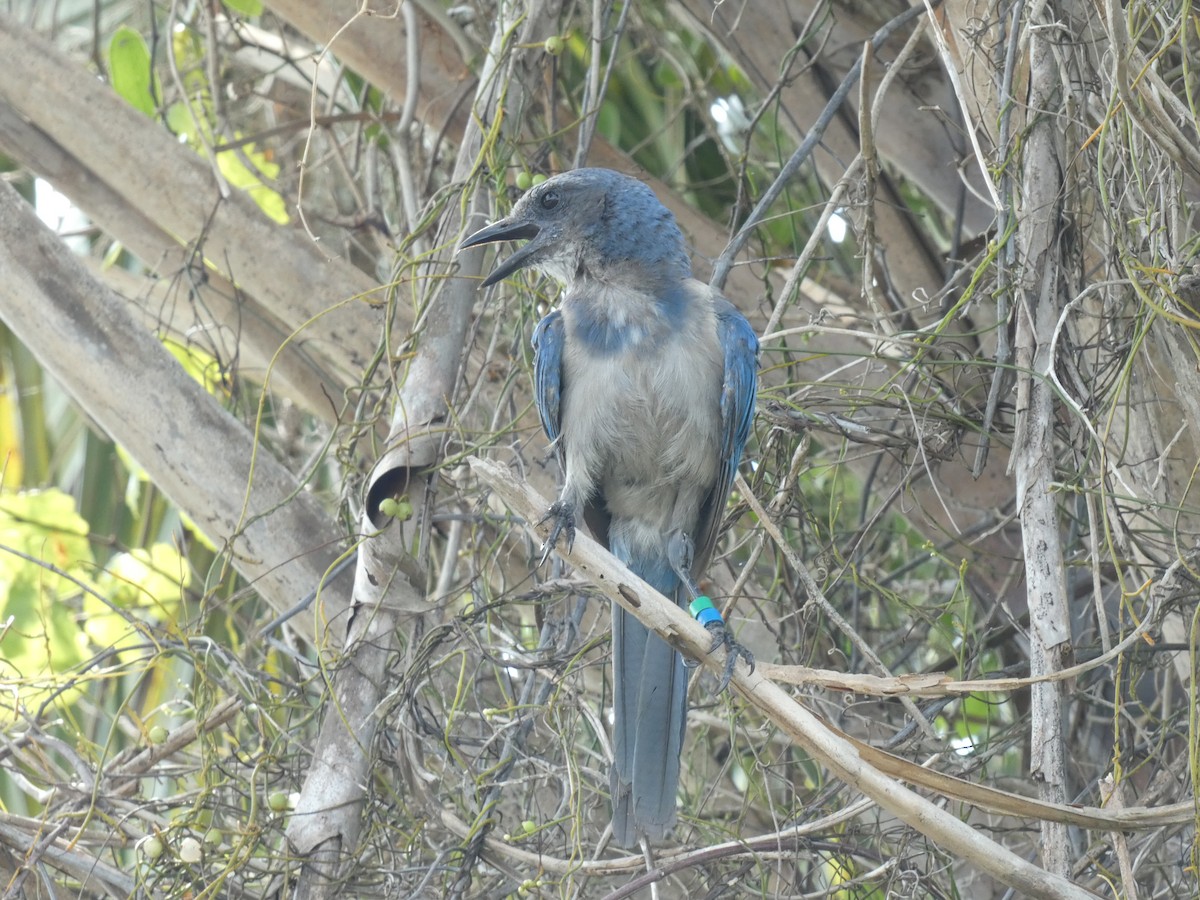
[147,725,169,745]
[140,836,164,859]
[378,497,401,518]
[543,35,565,56]
[531,174,547,186]
[267,790,290,812]
[515,171,533,191]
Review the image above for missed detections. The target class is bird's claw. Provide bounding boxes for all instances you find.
[705,621,755,693]
[537,501,576,564]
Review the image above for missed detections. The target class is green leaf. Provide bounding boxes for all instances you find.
[163,338,228,397]
[86,544,188,651]
[109,26,157,117]
[0,490,96,713]
[223,0,264,16]
[165,102,196,142]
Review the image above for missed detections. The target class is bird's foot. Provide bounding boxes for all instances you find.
[537,501,576,565]
[705,620,755,693]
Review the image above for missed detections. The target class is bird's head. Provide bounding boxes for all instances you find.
[459,168,691,288]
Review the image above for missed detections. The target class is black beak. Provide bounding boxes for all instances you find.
[458,219,541,287]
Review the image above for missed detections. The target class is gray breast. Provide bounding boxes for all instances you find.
[560,303,723,534]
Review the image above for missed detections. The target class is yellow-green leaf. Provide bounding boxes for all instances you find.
[164,338,229,398]
[165,102,196,142]
[0,490,96,715]
[216,143,289,224]
[86,544,188,651]
[109,26,157,117]
[223,0,263,16]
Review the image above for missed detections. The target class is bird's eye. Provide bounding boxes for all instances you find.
[540,190,560,210]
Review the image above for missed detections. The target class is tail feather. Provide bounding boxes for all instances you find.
[609,553,688,847]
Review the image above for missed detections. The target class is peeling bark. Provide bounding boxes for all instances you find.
[285,3,565,893]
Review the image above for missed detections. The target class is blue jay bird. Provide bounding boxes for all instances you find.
[460,168,757,846]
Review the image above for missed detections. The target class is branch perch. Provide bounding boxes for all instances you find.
[470,456,1101,900]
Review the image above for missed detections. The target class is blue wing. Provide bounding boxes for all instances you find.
[531,310,565,449]
[692,298,758,571]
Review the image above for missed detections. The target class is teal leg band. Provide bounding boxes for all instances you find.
[689,595,723,627]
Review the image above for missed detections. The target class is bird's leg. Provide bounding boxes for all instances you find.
[537,499,577,565]
[665,531,755,692]
[665,530,704,597]
[665,531,705,671]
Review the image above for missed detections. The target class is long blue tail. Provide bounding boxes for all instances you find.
[609,549,688,846]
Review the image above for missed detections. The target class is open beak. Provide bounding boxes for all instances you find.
[458,219,541,287]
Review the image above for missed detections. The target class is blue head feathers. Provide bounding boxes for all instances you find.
[460,168,692,288]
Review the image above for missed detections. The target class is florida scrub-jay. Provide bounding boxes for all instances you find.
[461,168,758,846]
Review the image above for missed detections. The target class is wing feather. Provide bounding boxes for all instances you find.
[531,310,565,448]
[691,298,758,572]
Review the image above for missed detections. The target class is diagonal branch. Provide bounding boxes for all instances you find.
[471,456,1100,900]
[0,14,383,387]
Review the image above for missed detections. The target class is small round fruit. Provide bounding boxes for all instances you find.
[178,836,202,863]
[139,836,164,859]
[267,790,290,812]
[544,35,565,56]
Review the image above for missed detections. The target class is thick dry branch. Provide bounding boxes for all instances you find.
[261,0,474,143]
[0,820,135,898]
[0,180,351,644]
[287,516,420,863]
[0,14,382,387]
[0,98,344,420]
